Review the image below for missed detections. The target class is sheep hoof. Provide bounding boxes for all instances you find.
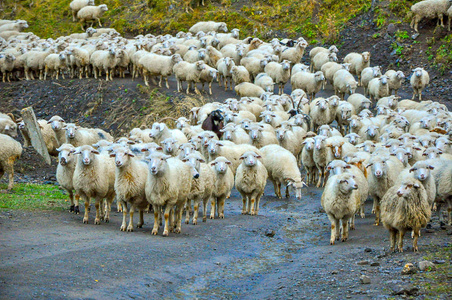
[219,214,224,219]
[360,213,365,218]
[341,237,347,242]
[69,205,75,213]
[94,218,101,225]
[136,223,143,228]
[174,228,181,234]
[193,220,197,225]
[151,229,158,235]
[74,206,80,214]
[104,218,109,223]
[162,230,169,236]
[413,246,418,252]
[127,226,133,232]
[202,218,206,222]
[185,219,190,224]
[398,247,404,253]
[210,215,214,219]
[250,211,256,216]
[120,225,126,231]
[83,218,88,224]
[350,225,355,230]
[330,240,335,245]
[241,211,247,215]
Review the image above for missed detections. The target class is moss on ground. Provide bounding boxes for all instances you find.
[0,183,67,211]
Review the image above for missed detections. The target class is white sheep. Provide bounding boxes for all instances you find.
[313,135,334,188]
[279,41,308,64]
[275,125,305,164]
[235,151,268,215]
[410,0,451,32]
[44,52,67,80]
[247,124,278,148]
[234,82,265,98]
[254,72,275,92]
[361,66,382,95]
[198,65,218,95]
[321,173,360,244]
[332,69,358,100]
[384,70,405,96]
[0,113,18,138]
[0,20,28,32]
[301,137,316,185]
[321,62,350,88]
[173,60,206,95]
[160,137,180,157]
[231,65,251,85]
[189,21,228,34]
[217,57,235,90]
[347,93,372,113]
[109,146,149,231]
[0,53,16,82]
[148,122,188,144]
[367,75,390,101]
[77,4,108,30]
[72,145,116,224]
[410,67,429,101]
[0,133,22,190]
[380,177,431,252]
[343,51,371,85]
[70,0,95,22]
[309,45,339,60]
[67,47,90,79]
[64,123,114,147]
[336,101,356,134]
[90,48,119,81]
[311,51,337,72]
[145,152,192,236]
[291,70,325,100]
[209,156,235,219]
[309,97,331,131]
[428,159,452,225]
[140,54,182,88]
[241,57,269,81]
[264,60,291,94]
[260,144,307,199]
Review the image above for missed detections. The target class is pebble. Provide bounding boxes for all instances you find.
[364,248,372,253]
[265,229,275,237]
[357,260,369,265]
[370,262,380,267]
[401,263,417,275]
[391,285,419,296]
[360,275,371,284]
[418,261,436,272]
[433,260,445,264]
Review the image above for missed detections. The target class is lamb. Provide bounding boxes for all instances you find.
[206,46,223,68]
[109,146,149,232]
[347,93,372,113]
[405,161,437,209]
[231,65,251,85]
[182,152,215,224]
[48,115,67,146]
[321,173,360,244]
[209,156,235,219]
[301,137,316,185]
[254,73,275,92]
[368,75,390,101]
[160,137,180,157]
[384,70,405,96]
[361,66,382,95]
[410,0,451,32]
[235,151,268,215]
[77,4,108,30]
[189,21,228,34]
[198,65,218,95]
[44,52,67,80]
[234,82,265,98]
[145,152,192,236]
[321,62,350,88]
[291,71,325,100]
[64,123,113,147]
[173,60,206,94]
[140,54,182,88]
[343,51,371,85]
[275,125,304,164]
[220,123,249,144]
[247,124,278,148]
[333,69,358,100]
[367,155,405,225]
[0,20,28,32]
[148,122,188,144]
[311,52,337,72]
[427,159,452,225]
[279,41,308,65]
[260,144,307,199]
[241,57,269,81]
[0,113,18,138]
[264,60,291,94]
[336,101,356,134]
[410,67,429,101]
[309,98,331,132]
[313,135,334,188]
[90,48,119,81]
[309,45,339,60]
[217,57,235,90]
[67,47,90,79]
[70,0,95,22]
[0,53,16,82]
[380,177,431,252]
[0,133,22,190]
[72,145,116,224]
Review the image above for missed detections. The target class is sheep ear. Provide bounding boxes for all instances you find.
[255,155,262,159]
[365,163,373,168]
[239,155,246,160]
[409,168,416,173]
[413,183,420,188]
[110,153,116,158]
[422,153,428,156]
[91,150,100,154]
[345,165,351,169]
[210,162,216,166]
[156,146,163,151]
[198,158,205,163]
[181,158,188,162]
[127,153,135,157]
[225,160,232,165]
[428,165,435,170]
[163,155,171,160]
[339,179,348,184]
[141,148,148,152]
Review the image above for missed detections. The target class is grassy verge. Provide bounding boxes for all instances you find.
[0,183,68,211]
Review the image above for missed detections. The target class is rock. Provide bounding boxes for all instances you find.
[387,23,396,35]
[360,275,371,284]
[357,260,369,265]
[370,262,380,267]
[364,248,372,252]
[331,270,338,275]
[265,229,275,237]
[401,263,417,275]
[418,261,436,272]
[433,260,445,264]
[392,285,419,296]
[411,33,419,40]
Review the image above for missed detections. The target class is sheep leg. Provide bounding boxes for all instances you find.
[374,201,381,226]
[97,18,102,27]
[239,191,248,214]
[202,197,209,222]
[250,197,256,216]
[74,194,80,214]
[158,75,163,87]
[341,218,349,242]
[162,205,172,236]
[127,204,135,232]
[218,196,226,219]
[209,82,213,95]
[210,198,216,219]
[397,229,406,252]
[137,210,144,228]
[174,203,185,233]
[6,159,15,190]
[193,201,199,225]
[61,68,65,79]
[328,215,339,245]
[224,78,228,91]
[448,205,452,226]
[194,83,201,95]
[2,73,6,83]
[389,227,397,252]
[165,77,170,89]
[72,11,76,22]
[120,200,128,231]
[412,228,420,252]
[255,194,263,215]
[82,196,90,224]
[316,168,322,188]
[349,214,355,230]
[94,199,102,225]
[151,205,160,235]
[185,199,191,224]
[360,204,365,218]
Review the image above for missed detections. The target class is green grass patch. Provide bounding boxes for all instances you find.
[0,183,68,211]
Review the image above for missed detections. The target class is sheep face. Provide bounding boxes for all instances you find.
[64,124,78,140]
[314,135,327,150]
[302,138,315,151]
[384,139,403,152]
[275,127,289,141]
[376,105,390,116]
[315,71,325,82]
[210,157,232,174]
[379,75,389,86]
[73,145,100,166]
[392,116,409,129]
[240,151,261,167]
[423,147,442,159]
[218,23,228,33]
[179,143,196,159]
[57,144,75,166]
[1,121,18,137]
[359,141,376,153]
[141,142,162,155]
[367,157,390,178]
[419,116,434,129]
[48,116,65,131]
[390,148,409,166]
[329,141,345,159]
[316,99,328,111]
[88,0,95,5]
[362,52,370,63]
[327,160,350,175]
[395,71,405,79]
[345,133,359,145]
[147,152,171,175]
[240,118,252,130]
[285,179,307,200]
[398,133,416,144]
[149,123,165,139]
[328,52,338,62]
[435,137,449,151]
[161,138,178,155]
[99,4,108,12]
[176,117,189,130]
[248,125,264,141]
[261,112,276,124]
[318,125,331,137]
[410,162,434,181]
[281,60,291,70]
[110,147,135,168]
[337,174,358,194]
[340,107,352,121]
[231,28,240,38]
[365,124,379,138]
[396,178,421,198]
[328,96,340,108]
[413,68,423,78]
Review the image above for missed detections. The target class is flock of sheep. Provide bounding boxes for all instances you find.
[0,0,452,251]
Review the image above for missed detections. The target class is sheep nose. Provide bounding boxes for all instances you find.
[194,173,200,179]
[397,191,403,197]
[83,159,90,165]
[60,158,66,165]
[116,161,122,166]
[353,184,358,189]
[420,174,425,180]
[375,171,382,177]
